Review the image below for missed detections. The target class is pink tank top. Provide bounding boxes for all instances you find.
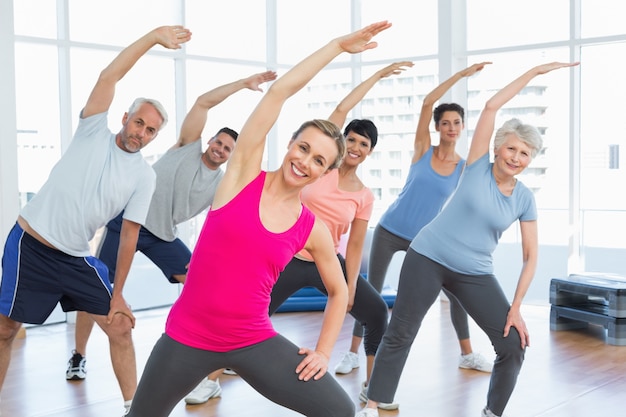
[165,172,315,351]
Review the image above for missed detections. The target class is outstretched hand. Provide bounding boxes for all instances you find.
[153,25,192,50]
[337,21,392,54]
[459,61,492,77]
[244,70,278,92]
[378,61,414,78]
[534,61,580,75]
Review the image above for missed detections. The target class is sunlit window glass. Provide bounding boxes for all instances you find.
[68,0,179,45]
[14,0,56,38]
[581,0,626,38]
[186,0,266,61]
[579,42,626,255]
[15,43,61,206]
[467,0,569,49]
[361,0,437,59]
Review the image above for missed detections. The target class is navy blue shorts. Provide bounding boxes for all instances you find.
[98,213,191,283]
[0,223,112,324]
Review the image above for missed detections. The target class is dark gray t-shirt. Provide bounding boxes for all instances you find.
[144,140,223,241]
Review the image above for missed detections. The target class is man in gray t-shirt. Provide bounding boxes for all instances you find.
[67,71,277,402]
[0,26,192,415]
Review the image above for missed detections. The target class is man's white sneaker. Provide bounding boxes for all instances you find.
[355,407,379,417]
[459,352,493,373]
[334,352,359,374]
[358,382,399,411]
[66,350,86,380]
[184,378,222,404]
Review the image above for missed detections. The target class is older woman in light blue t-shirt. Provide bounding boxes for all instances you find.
[357,61,579,417]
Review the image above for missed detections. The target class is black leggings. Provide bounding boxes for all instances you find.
[127,334,355,417]
[269,254,389,357]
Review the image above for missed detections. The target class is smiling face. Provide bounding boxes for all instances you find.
[435,110,464,144]
[117,102,164,153]
[283,126,340,187]
[493,133,534,177]
[203,132,236,169]
[342,130,373,167]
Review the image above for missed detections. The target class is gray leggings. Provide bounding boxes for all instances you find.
[355,223,470,341]
[367,250,525,416]
[127,333,355,417]
[269,254,388,356]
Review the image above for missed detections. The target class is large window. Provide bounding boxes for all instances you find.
[5,0,626,313]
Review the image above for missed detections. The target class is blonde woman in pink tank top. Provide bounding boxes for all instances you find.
[126,22,392,417]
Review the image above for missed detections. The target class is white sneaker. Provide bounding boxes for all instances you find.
[223,368,237,375]
[358,382,399,411]
[481,406,503,417]
[355,407,379,417]
[184,378,222,404]
[334,352,359,374]
[459,352,493,373]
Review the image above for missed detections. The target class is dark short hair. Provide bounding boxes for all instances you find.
[433,103,465,126]
[215,127,239,142]
[343,119,378,148]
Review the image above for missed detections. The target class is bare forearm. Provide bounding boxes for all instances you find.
[315,290,348,357]
[511,260,537,309]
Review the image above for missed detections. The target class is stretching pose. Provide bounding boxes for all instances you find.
[337,63,494,386]
[356,61,578,417]
[268,62,413,411]
[0,26,191,416]
[65,70,276,407]
[126,21,391,417]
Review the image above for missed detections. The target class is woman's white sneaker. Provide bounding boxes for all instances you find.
[334,352,359,374]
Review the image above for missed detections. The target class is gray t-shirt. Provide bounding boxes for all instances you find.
[20,111,156,257]
[144,139,223,241]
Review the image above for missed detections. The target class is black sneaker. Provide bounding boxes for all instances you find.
[66,350,86,380]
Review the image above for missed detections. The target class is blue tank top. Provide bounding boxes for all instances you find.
[379,146,465,241]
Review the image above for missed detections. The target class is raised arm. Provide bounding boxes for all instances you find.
[467,61,579,165]
[82,26,192,118]
[413,62,491,162]
[328,61,413,128]
[217,21,392,203]
[174,70,277,148]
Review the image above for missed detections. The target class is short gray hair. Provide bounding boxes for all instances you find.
[494,118,543,158]
[128,97,168,130]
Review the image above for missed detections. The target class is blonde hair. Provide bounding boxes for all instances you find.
[291,119,346,170]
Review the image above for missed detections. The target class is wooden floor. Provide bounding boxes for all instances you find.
[3,300,624,417]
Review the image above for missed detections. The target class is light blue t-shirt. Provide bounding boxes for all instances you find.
[20,111,156,257]
[379,146,465,241]
[410,153,537,275]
